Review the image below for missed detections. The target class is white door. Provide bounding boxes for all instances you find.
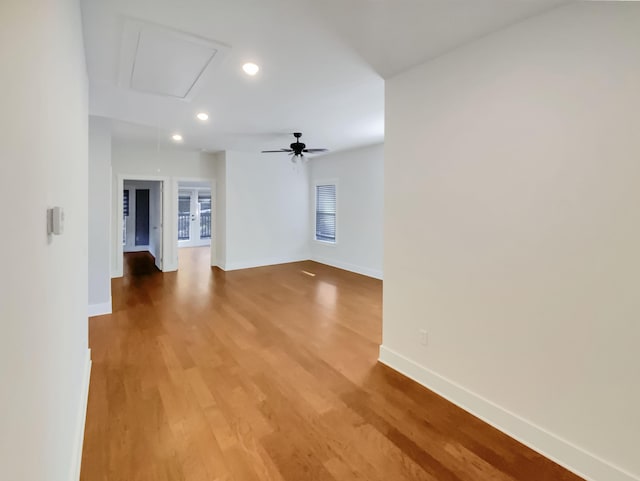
[151,182,163,270]
[178,189,212,248]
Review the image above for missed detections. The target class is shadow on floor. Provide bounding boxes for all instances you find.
[123,251,160,277]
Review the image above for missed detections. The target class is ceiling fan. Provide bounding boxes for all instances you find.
[262,132,328,163]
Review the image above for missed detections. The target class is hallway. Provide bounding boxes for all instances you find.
[81,248,582,481]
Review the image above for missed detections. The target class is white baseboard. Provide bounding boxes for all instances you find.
[178,241,211,248]
[378,346,638,481]
[221,256,309,272]
[88,299,112,317]
[311,256,383,280]
[70,349,92,481]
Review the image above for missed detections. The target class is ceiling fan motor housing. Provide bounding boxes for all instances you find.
[291,132,305,153]
[290,141,306,153]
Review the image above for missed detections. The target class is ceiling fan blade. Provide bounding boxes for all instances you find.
[302,148,329,153]
[261,149,293,153]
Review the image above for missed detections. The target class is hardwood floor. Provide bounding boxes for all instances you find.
[81,247,583,481]
[121,251,161,277]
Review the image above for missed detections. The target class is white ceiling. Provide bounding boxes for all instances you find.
[82,0,565,154]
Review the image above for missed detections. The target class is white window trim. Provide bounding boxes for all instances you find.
[313,180,338,246]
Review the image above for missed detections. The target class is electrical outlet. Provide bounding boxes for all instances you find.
[419,329,428,346]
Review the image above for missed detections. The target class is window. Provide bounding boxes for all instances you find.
[315,184,336,243]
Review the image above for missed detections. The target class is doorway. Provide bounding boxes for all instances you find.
[173,178,216,270]
[122,179,164,271]
[177,184,212,248]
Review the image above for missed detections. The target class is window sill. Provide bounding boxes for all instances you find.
[314,239,337,246]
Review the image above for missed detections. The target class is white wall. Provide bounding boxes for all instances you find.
[383,4,640,481]
[111,140,217,276]
[0,1,91,481]
[310,144,383,279]
[213,152,227,267]
[222,151,310,270]
[88,116,112,316]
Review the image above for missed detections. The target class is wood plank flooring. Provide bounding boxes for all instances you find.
[81,247,584,481]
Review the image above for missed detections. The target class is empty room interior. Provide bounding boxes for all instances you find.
[2,1,639,481]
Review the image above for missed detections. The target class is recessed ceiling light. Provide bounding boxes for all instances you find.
[172,133,183,142]
[242,62,260,76]
[196,112,209,121]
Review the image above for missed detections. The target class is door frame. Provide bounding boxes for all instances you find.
[174,177,216,269]
[122,182,152,252]
[115,174,170,278]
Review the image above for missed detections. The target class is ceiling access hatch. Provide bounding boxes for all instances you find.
[118,19,230,101]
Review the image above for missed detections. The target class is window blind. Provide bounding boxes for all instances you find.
[178,195,191,215]
[198,194,212,213]
[315,184,336,242]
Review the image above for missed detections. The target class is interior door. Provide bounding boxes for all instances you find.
[151,182,163,270]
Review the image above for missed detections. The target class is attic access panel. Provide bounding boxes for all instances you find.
[119,18,230,101]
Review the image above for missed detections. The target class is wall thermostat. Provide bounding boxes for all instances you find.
[48,207,64,235]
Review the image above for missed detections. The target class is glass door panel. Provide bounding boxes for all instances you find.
[198,193,212,240]
[178,194,191,241]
